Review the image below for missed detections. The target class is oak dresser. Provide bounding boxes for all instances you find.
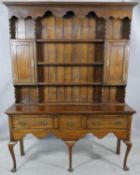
[3,0,137,172]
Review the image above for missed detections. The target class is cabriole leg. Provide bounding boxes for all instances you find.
[116,138,121,155]
[8,141,17,172]
[20,139,25,156]
[123,140,132,171]
[65,141,75,172]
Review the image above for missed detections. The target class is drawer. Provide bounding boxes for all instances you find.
[13,115,54,129]
[59,115,82,130]
[87,116,128,129]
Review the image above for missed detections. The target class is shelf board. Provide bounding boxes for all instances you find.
[13,83,126,86]
[14,83,37,86]
[36,39,104,43]
[37,62,103,66]
[10,39,129,42]
[38,82,102,86]
[107,39,129,42]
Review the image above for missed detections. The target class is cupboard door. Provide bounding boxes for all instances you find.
[104,41,129,85]
[11,40,36,83]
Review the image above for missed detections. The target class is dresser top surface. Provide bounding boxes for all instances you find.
[3,0,138,6]
[6,103,135,115]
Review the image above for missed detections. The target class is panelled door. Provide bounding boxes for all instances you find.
[11,40,36,84]
[104,41,129,85]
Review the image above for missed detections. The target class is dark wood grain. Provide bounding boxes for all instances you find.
[6,104,135,115]
[4,1,136,172]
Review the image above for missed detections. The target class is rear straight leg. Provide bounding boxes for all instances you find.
[116,138,121,155]
[20,139,25,156]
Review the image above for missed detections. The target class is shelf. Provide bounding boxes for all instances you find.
[14,83,37,86]
[10,39,129,43]
[14,83,126,86]
[36,39,104,43]
[38,82,102,86]
[107,39,129,42]
[11,39,36,42]
[37,62,103,66]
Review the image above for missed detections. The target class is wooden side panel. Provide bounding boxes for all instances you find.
[15,86,38,103]
[11,41,36,83]
[104,41,129,85]
[102,86,125,103]
[14,18,35,39]
[106,18,130,40]
[122,18,131,39]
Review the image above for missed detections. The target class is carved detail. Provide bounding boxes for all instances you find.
[13,130,127,141]
[8,6,132,19]
[92,132,125,139]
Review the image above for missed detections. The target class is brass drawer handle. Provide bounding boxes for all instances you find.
[66,120,74,127]
[92,121,101,126]
[19,122,27,126]
[114,120,122,126]
[40,121,48,126]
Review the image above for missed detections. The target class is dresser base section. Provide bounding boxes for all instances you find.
[9,128,131,172]
[7,106,134,172]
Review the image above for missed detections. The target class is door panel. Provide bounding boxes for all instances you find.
[104,41,129,85]
[11,40,36,83]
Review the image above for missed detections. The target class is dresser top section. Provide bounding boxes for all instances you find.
[6,104,135,115]
[3,1,137,19]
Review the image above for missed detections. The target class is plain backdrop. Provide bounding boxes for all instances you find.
[0,0,140,140]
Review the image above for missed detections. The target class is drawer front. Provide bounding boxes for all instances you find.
[13,115,54,129]
[59,115,82,130]
[87,116,128,129]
